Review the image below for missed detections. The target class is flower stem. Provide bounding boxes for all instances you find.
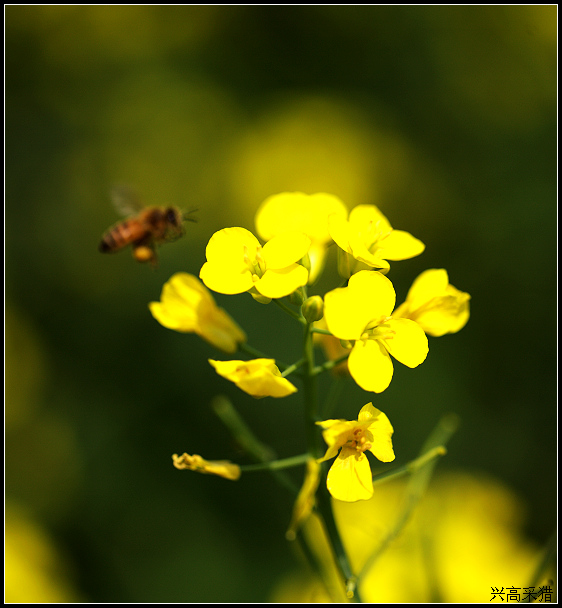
[274,298,306,324]
[239,453,310,473]
[301,321,360,601]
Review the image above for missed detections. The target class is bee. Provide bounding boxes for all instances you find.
[99,185,196,266]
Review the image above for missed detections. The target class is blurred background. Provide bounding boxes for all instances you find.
[5,6,556,603]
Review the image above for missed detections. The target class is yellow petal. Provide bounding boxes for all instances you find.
[262,232,311,269]
[383,318,428,368]
[406,269,450,311]
[377,229,425,261]
[348,204,392,234]
[256,192,347,244]
[366,411,396,463]
[357,402,380,422]
[204,227,261,264]
[348,339,394,393]
[255,265,309,299]
[199,261,255,295]
[149,273,246,352]
[327,448,374,502]
[398,269,471,337]
[323,271,395,340]
[209,358,297,398]
[316,419,355,461]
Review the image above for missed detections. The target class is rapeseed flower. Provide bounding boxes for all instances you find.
[329,204,425,275]
[317,403,395,502]
[172,453,241,480]
[149,273,246,353]
[200,227,310,301]
[323,270,428,393]
[393,269,471,336]
[208,358,298,398]
[255,192,347,282]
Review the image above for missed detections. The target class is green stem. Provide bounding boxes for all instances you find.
[273,298,306,324]
[313,352,350,376]
[301,322,360,601]
[239,453,309,473]
[371,446,447,488]
[211,395,298,494]
[281,357,306,378]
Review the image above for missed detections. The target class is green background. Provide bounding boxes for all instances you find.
[6,6,556,602]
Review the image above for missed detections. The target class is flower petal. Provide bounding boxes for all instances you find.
[200,261,255,294]
[366,411,395,463]
[327,447,374,502]
[204,227,261,264]
[316,419,355,461]
[376,229,425,261]
[383,318,428,368]
[348,339,394,393]
[149,273,246,352]
[209,358,297,398]
[348,204,392,234]
[324,271,395,340]
[255,264,309,299]
[256,192,347,244]
[262,232,311,269]
[406,268,450,311]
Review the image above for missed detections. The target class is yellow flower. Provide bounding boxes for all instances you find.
[208,358,298,398]
[316,403,395,502]
[323,270,428,393]
[329,204,425,275]
[393,269,471,337]
[255,192,348,282]
[172,453,241,480]
[149,273,246,353]
[199,227,310,301]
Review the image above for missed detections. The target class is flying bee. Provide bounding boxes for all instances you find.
[99,185,196,266]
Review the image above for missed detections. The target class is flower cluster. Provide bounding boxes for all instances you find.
[150,191,470,511]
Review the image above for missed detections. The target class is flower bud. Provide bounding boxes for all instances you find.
[302,295,324,324]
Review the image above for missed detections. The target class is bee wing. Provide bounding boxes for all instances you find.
[110,184,145,216]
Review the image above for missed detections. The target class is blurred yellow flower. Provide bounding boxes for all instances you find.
[324,271,428,393]
[149,273,246,353]
[393,268,471,337]
[329,204,425,275]
[208,358,298,398]
[271,472,552,603]
[5,505,82,603]
[317,403,395,502]
[172,453,241,481]
[255,192,348,282]
[199,227,310,301]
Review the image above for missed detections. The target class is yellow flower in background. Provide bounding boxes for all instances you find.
[324,271,428,393]
[172,453,241,481]
[208,358,298,398]
[317,403,395,502]
[271,472,551,603]
[329,204,425,275]
[200,227,310,301]
[393,269,471,337]
[255,192,348,282]
[149,273,246,353]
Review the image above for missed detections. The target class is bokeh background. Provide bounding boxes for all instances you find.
[5,5,556,603]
